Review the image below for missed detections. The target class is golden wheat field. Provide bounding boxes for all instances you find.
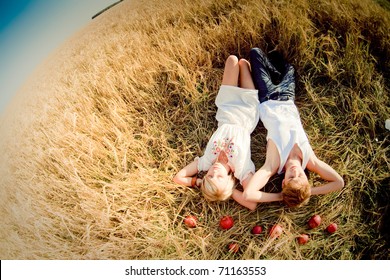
[0,0,389,260]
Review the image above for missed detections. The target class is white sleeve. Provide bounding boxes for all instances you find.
[239,163,255,184]
[197,155,212,172]
[234,161,255,184]
[233,151,256,184]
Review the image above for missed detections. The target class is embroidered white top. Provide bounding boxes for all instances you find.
[197,85,260,183]
[258,100,314,174]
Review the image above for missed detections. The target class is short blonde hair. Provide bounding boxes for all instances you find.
[200,175,236,201]
[282,178,311,207]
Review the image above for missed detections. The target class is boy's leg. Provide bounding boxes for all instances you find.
[222,55,240,86]
[249,48,279,102]
[238,59,255,89]
[278,64,295,101]
[267,50,285,81]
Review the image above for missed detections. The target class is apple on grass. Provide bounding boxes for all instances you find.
[228,243,239,253]
[219,215,234,230]
[251,225,263,235]
[326,223,338,234]
[269,224,283,238]
[183,215,197,228]
[308,214,322,229]
[297,234,309,245]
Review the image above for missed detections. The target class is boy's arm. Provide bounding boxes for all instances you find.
[243,166,283,202]
[232,189,257,211]
[173,159,201,187]
[307,154,344,195]
[243,140,282,203]
[231,173,257,211]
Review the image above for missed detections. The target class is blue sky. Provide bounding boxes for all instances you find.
[0,0,117,113]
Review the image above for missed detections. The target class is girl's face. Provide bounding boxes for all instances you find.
[206,162,230,189]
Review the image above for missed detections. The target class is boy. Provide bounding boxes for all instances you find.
[243,48,344,207]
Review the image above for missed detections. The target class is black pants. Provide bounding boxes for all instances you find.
[249,48,295,103]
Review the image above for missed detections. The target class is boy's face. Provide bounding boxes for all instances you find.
[282,164,308,187]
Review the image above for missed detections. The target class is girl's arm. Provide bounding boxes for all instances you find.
[306,154,344,195]
[173,159,201,187]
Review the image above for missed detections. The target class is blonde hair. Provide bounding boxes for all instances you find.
[282,178,311,207]
[200,174,236,201]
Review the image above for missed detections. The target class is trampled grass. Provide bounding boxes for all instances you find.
[0,0,389,259]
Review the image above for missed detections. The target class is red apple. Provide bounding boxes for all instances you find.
[269,224,283,238]
[251,225,263,235]
[326,223,338,234]
[297,234,309,245]
[219,216,234,230]
[183,215,197,228]
[228,243,239,253]
[308,214,322,229]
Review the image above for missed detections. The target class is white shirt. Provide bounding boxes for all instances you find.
[198,85,260,183]
[258,100,314,174]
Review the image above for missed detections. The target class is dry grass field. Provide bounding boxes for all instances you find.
[0,0,389,260]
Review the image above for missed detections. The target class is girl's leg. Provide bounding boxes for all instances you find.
[238,59,255,89]
[222,55,240,86]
